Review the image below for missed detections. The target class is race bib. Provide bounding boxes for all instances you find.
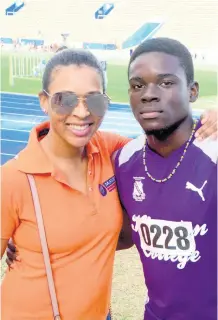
[133,216,196,256]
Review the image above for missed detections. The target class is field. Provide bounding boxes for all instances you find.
[0,51,217,319]
[1,52,217,109]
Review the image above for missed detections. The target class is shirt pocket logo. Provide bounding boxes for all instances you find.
[99,176,116,196]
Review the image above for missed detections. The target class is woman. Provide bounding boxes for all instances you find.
[1,49,217,320]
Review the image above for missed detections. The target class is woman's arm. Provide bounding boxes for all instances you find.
[1,239,9,259]
[116,209,134,251]
[1,165,20,259]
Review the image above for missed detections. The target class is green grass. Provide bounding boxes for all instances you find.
[0,51,217,319]
[1,52,217,108]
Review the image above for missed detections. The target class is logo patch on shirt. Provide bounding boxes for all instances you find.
[99,176,116,196]
[186,180,207,201]
[133,177,145,202]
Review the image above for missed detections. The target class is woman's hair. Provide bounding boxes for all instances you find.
[42,49,106,93]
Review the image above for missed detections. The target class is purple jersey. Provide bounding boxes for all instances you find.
[115,122,217,320]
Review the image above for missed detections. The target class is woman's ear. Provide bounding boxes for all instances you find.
[39,91,49,114]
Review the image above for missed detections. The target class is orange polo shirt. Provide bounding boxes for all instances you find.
[1,121,130,320]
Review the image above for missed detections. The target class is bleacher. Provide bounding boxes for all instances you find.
[101,0,169,47]
[1,0,218,52]
[155,0,218,51]
[2,0,113,44]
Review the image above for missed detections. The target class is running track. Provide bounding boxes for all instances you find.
[0,92,202,165]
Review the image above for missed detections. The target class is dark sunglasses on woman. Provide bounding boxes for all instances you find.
[44,90,110,117]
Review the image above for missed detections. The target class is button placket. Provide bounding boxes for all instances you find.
[87,155,93,192]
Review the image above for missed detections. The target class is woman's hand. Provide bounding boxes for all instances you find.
[6,239,20,269]
[195,109,218,140]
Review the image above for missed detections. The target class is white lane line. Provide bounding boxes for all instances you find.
[1,127,30,132]
[0,118,140,128]
[1,112,46,118]
[1,127,140,136]
[1,111,136,122]
[1,91,39,97]
[1,152,16,156]
[1,105,43,113]
[0,119,39,124]
[1,138,27,143]
[1,100,40,106]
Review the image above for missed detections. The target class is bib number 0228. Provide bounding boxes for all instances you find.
[139,219,196,256]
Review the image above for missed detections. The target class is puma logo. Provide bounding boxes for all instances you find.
[186,180,207,201]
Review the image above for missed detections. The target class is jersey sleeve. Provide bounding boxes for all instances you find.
[1,164,20,240]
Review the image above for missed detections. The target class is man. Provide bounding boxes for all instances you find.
[33,59,47,77]
[115,37,217,319]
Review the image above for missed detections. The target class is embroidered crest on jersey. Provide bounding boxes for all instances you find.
[132,214,208,270]
[99,176,116,196]
[133,177,145,202]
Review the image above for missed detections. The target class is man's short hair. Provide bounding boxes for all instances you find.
[128,37,194,84]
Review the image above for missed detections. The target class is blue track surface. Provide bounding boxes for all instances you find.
[0,92,202,165]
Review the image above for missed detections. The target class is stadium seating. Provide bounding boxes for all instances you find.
[2,0,112,42]
[102,0,218,50]
[101,0,167,46]
[95,3,115,19]
[5,1,25,16]
[1,0,218,50]
[155,0,218,51]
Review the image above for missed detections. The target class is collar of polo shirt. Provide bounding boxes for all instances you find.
[15,121,99,175]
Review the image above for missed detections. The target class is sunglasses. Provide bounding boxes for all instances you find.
[43,90,110,117]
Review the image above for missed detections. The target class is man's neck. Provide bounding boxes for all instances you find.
[146,116,194,157]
